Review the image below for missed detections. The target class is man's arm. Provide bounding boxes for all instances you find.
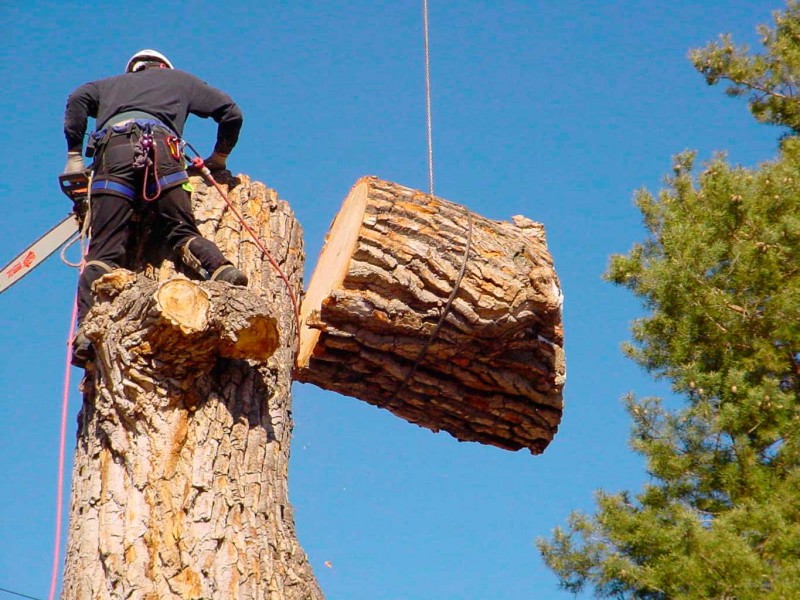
[187,76,243,161]
[64,82,99,153]
[63,82,99,173]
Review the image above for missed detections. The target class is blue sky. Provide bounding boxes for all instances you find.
[0,1,784,599]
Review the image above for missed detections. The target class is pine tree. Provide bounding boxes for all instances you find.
[538,4,800,598]
[690,0,800,134]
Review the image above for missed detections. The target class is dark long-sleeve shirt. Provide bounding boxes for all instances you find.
[64,68,243,155]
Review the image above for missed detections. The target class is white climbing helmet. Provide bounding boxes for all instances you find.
[125,49,174,73]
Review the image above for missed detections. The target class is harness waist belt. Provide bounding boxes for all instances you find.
[91,179,136,199]
[92,170,188,200]
[105,110,161,127]
[91,118,175,142]
[147,170,188,194]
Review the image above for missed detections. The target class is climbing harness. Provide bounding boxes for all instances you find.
[58,131,300,347]
[132,129,155,171]
[88,117,187,202]
[132,127,161,201]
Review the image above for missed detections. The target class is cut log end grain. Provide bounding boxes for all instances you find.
[297,176,565,455]
[219,315,280,361]
[298,180,368,367]
[89,273,283,372]
[155,279,210,333]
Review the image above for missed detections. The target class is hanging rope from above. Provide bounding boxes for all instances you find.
[423,0,435,196]
[296,3,565,454]
[384,1,474,404]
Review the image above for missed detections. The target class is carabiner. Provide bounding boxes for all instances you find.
[166,135,183,161]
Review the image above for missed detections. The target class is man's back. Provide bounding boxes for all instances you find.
[65,68,242,153]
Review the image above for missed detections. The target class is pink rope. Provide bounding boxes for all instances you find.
[49,295,78,600]
[50,229,86,600]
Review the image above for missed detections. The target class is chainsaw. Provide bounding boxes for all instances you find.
[0,172,89,294]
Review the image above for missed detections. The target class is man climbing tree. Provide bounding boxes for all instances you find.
[63,49,248,367]
[57,49,326,600]
[538,3,800,597]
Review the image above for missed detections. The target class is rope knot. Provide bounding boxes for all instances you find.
[132,132,154,171]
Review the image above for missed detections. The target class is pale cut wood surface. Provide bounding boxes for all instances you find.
[297,176,565,454]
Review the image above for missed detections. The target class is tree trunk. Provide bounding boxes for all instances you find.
[296,177,565,454]
[61,174,322,600]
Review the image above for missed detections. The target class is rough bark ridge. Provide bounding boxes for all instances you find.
[297,177,565,454]
[61,174,322,600]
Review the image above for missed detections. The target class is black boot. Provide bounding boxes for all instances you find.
[211,265,248,286]
[71,329,94,368]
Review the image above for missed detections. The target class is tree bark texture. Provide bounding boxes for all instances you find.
[296,177,565,454]
[61,174,322,600]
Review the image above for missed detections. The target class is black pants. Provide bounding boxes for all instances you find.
[77,130,229,322]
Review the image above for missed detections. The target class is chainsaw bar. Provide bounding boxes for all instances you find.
[0,214,79,295]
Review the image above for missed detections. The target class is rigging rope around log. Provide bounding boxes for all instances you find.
[390,207,472,402]
[184,142,302,351]
[388,0,475,402]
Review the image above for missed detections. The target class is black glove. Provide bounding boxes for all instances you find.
[203,151,229,171]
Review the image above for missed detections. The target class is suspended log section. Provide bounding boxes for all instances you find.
[296,177,565,454]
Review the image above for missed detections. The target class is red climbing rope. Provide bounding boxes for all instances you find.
[190,156,302,349]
